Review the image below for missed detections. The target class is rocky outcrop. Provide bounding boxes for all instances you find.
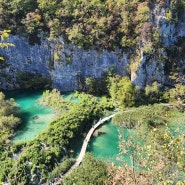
[131,3,185,88]
[131,54,166,88]
[0,36,129,91]
[1,3,185,91]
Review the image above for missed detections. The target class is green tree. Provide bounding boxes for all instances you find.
[169,84,185,103]
[144,82,163,103]
[109,76,135,108]
[113,104,168,129]
[141,127,185,184]
[9,0,37,15]
[136,3,150,26]
[85,77,97,94]
[0,92,20,150]
[0,30,14,60]
[62,153,107,185]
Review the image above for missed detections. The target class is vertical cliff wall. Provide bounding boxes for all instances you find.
[131,2,185,88]
[0,36,129,91]
[1,2,185,91]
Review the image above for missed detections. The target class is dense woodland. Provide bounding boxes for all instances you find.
[0,0,184,49]
[1,0,185,184]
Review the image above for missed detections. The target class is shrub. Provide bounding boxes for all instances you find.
[62,153,107,185]
[108,76,135,108]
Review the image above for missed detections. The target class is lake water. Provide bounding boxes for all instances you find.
[88,121,131,165]
[4,90,125,164]
[4,90,55,142]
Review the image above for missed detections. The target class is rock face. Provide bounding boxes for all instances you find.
[131,3,185,88]
[0,3,185,91]
[131,55,166,89]
[0,36,129,91]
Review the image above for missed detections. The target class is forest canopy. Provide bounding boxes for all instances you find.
[0,0,184,49]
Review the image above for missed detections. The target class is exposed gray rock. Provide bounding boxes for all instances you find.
[132,3,185,88]
[0,36,129,91]
[132,54,166,88]
[0,3,185,91]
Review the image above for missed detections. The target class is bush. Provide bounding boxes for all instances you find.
[144,82,163,103]
[62,153,107,185]
[108,76,135,108]
[113,104,169,129]
[0,92,21,150]
[168,84,185,103]
[49,159,75,180]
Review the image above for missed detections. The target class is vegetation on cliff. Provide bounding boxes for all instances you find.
[0,0,184,50]
[0,30,14,60]
[1,0,185,184]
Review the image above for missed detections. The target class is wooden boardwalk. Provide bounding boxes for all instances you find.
[50,114,116,185]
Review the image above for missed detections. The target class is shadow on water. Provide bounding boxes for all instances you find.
[70,136,84,158]
[3,89,47,103]
[15,111,32,132]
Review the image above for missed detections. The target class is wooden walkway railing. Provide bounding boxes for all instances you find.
[48,114,116,185]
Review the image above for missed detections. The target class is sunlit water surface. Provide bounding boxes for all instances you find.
[4,90,55,142]
[4,90,128,165]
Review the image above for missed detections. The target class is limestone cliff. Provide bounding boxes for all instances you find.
[132,2,185,88]
[0,2,185,91]
[0,36,128,91]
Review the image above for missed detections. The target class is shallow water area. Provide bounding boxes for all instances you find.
[4,90,55,142]
[88,121,131,166]
[3,90,129,165]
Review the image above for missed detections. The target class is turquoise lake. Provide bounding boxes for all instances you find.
[88,121,122,165]
[4,90,125,165]
[88,121,131,166]
[4,90,55,142]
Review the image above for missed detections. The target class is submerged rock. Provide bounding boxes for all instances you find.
[93,129,106,137]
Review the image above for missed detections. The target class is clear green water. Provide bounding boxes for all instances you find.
[4,90,55,142]
[4,90,125,165]
[88,121,130,166]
